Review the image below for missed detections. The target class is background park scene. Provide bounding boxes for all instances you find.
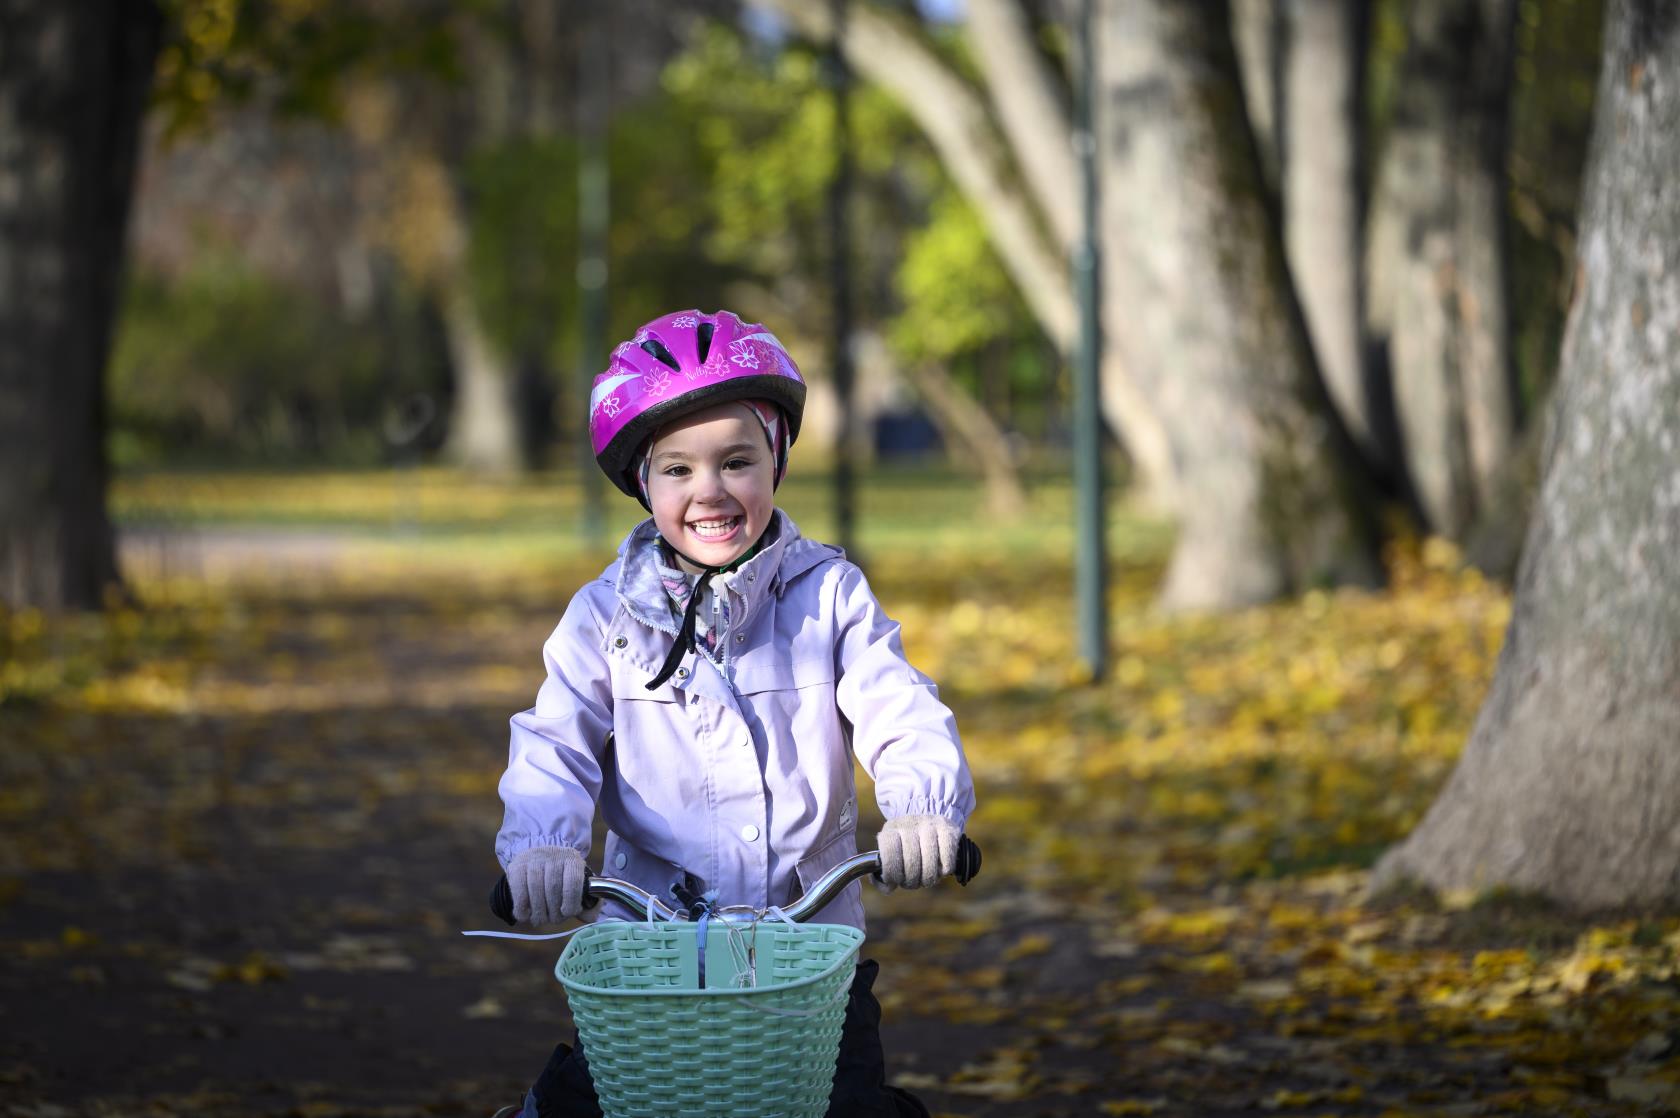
[2,1,1678,1115]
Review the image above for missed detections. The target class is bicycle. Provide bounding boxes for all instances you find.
[479,837,982,1118]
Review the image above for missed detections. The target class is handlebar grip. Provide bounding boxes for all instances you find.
[490,875,515,926]
[955,834,982,886]
[488,872,600,926]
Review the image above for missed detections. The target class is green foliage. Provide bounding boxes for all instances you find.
[152,0,465,135]
[891,193,1025,362]
[459,92,739,374]
[109,247,439,466]
[600,92,742,342]
[463,136,579,364]
[663,22,1047,400]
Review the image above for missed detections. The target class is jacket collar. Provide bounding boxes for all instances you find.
[610,509,840,635]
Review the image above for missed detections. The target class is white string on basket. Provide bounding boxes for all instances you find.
[460,925,590,941]
[725,914,760,989]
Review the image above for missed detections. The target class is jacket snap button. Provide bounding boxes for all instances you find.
[735,634,745,644]
[746,573,755,582]
[613,636,627,648]
[614,852,627,870]
[740,824,760,842]
[676,667,689,679]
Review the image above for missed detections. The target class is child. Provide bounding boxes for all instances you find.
[495,309,976,1118]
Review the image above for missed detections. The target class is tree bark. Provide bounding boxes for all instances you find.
[1097,0,1380,609]
[1281,0,1373,467]
[1374,0,1680,909]
[966,0,1079,252]
[1364,0,1518,538]
[0,0,161,610]
[439,268,521,475]
[764,0,1177,505]
[1230,0,1283,191]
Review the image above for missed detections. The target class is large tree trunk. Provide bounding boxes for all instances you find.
[1374,0,1680,909]
[1281,0,1374,469]
[0,1,160,610]
[1098,0,1380,609]
[764,0,1178,506]
[1365,0,1518,539]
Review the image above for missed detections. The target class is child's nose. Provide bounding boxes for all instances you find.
[694,469,728,500]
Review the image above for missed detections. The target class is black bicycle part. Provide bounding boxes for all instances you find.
[669,872,712,921]
[955,834,981,886]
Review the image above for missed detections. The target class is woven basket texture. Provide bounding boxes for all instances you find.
[556,921,865,1118]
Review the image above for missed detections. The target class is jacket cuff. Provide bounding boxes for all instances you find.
[880,798,969,830]
[496,835,591,870]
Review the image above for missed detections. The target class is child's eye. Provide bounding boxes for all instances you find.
[725,457,753,470]
[663,464,689,477]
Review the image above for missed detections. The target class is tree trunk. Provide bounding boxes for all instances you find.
[1364,0,1517,539]
[764,0,1178,505]
[440,271,521,475]
[1374,0,1680,909]
[1281,0,1374,468]
[966,0,1079,252]
[1097,0,1380,609]
[0,0,160,611]
[1230,0,1283,191]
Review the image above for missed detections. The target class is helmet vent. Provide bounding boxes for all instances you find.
[640,338,681,370]
[695,321,715,363]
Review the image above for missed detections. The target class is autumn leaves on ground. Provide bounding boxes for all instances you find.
[2,471,1678,1118]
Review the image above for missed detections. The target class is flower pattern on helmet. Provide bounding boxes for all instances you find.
[642,369,672,397]
[728,339,761,369]
[600,394,623,418]
[670,314,697,329]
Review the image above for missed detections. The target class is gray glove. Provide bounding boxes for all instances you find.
[508,846,588,925]
[877,815,960,889]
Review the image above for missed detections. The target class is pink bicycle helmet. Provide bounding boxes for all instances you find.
[589,309,806,502]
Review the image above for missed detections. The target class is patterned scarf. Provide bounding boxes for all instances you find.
[653,541,732,659]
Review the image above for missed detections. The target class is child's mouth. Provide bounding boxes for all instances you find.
[688,516,742,542]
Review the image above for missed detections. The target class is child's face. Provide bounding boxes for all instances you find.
[646,402,775,571]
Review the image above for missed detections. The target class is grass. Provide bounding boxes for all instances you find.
[111,461,1176,567]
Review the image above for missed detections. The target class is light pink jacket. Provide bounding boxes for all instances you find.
[496,511,975,929]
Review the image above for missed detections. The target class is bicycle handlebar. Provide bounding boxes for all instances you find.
[489,834,981,927]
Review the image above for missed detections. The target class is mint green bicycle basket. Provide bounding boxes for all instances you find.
[556,920,865,1118]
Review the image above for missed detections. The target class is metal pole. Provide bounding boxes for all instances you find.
[577,10,609,549]
[825,0,856,557]
[1072,0,1108,679]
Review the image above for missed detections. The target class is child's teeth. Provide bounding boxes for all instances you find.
[693,518,737,537]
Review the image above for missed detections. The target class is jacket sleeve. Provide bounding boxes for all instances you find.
[495,585,615,868]
[832,563,976,828]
